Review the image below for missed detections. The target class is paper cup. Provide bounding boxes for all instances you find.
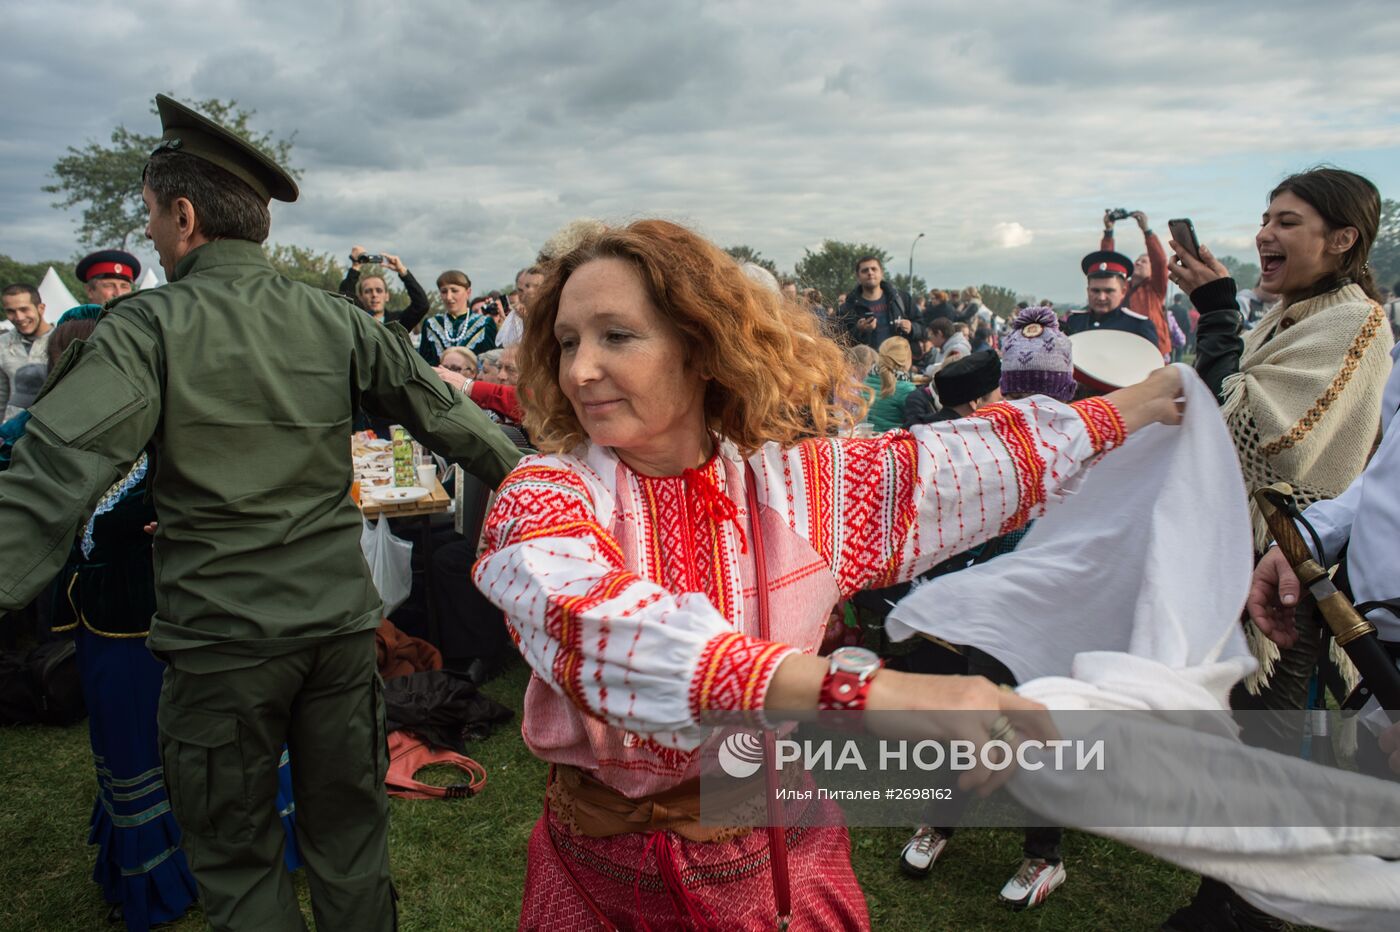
[417,464,436,488]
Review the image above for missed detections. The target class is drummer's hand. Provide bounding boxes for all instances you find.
[143,522,158,536]
[434,366,467,391]
[866,670,1058,797]
[1167,241,1230,294]
[1246,547,1302,648]
[1379,722,1400,776]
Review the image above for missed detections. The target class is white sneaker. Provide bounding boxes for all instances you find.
[899,825,949,877]
[998,857,1065,910]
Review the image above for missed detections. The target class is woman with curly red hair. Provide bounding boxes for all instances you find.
[473,219,1184,929]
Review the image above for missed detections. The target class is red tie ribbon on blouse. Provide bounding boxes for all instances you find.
[681,467,748,554]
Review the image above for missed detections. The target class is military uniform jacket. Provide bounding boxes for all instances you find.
[1064,305,1161,348]
[0,240,520,659]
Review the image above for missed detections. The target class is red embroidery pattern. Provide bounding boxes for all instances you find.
[873,434,920,587]
[689,631,791,716]
[797,441,836,566]
[486,466,624,564]
[634,460,739,624]
[824,436,921,593]
[546,570,635,710]
[1071,397,1127,454]
[972,402,1048,534]
[517,521,624,566]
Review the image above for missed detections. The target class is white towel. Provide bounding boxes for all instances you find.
[888,365,1254,685]
[887,366,1400,930]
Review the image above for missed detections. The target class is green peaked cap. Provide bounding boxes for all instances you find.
[151,94,298,203]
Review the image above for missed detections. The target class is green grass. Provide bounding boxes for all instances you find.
[1,661,1211,931]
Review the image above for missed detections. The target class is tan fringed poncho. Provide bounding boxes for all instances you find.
[1220,283,1393,688]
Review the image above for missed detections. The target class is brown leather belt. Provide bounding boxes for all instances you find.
[547,763,768,843]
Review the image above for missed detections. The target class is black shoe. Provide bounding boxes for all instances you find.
[1161,880,1288,932]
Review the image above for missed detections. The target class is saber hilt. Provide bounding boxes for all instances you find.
[1253,484,1400,717]
[1254,484,1329,588]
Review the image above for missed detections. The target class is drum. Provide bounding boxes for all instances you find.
[1070,329,1164,393]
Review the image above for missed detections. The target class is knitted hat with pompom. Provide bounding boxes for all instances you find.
[999,307,1075,402]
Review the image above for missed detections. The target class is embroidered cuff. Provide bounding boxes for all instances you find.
[689,631,795,721]
[1072,397,1128,454]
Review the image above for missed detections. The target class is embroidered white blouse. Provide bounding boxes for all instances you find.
[473,397,1126,794]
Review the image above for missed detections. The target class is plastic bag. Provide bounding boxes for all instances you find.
[361,515,413,616]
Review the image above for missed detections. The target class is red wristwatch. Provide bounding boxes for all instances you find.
[819,646,883,712]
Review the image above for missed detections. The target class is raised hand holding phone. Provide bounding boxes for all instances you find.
[1167,219,1201,261]
[1167,218,1231,293]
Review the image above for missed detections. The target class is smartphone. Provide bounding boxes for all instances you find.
[1167,219,1201,261]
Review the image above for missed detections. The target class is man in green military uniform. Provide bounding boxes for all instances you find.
[0,96,521,931]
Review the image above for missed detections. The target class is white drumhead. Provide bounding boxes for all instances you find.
[1070,329,1164,391]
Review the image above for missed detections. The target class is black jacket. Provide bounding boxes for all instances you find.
[903,386,960,428]
[1063,305,1161,349]
[1189,277,1245,404]
[837,284,923,349]
[921,301,958,326]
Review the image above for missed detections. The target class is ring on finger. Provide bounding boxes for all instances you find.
[988,714,1016,744]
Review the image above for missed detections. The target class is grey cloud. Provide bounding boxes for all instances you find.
[4,0,1400,297]
[823,65,858,95]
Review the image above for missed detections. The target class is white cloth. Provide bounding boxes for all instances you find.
[497,310,524,348]
[888,365,1400,931]
[1018,658,1400,932]
[888,364,1254,686]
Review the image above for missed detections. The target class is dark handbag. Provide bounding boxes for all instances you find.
[0,639,84,726]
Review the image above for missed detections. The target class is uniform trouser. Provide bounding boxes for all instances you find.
[157,630,394,932]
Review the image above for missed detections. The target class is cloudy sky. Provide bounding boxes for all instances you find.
[5,0,1400,301]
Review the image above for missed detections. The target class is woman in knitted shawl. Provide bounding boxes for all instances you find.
[1169,167,1394,706]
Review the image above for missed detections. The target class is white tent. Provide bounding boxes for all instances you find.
[137,267,159,291]
[38,267,81,323]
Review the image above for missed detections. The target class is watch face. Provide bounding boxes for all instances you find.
[830,646,880,676]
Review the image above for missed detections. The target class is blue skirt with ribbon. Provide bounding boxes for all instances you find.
[78,628,302,931]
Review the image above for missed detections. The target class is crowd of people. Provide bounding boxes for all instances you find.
[3,95,1400,932]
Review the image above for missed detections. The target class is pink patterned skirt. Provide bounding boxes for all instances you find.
[518,797,869,931]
